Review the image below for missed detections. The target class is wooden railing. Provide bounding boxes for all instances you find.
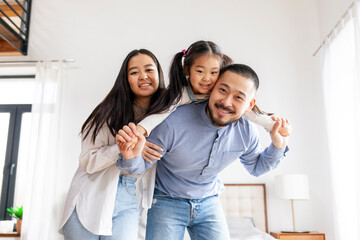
[0,0,32,55]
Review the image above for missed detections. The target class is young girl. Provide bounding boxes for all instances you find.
[117,41,289,225]
[59,49,165,240]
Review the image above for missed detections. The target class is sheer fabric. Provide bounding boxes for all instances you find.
[21,62,64,240]
[322,2,360,240]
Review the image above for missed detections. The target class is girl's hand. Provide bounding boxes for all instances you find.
[117,140,135,155]
[116,122,137,144]
[116,124,148,144]
[142,141,163,163]
[271,116,291,137]
[270,117,291,149]
[116,123,145,159]
[136,125,148,137]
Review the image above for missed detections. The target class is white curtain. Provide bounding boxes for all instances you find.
[21,62,64,240]
[322,1,360,240]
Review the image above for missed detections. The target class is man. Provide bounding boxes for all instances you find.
[117,64,290,240]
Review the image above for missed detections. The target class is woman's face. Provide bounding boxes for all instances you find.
[127,54,159,107]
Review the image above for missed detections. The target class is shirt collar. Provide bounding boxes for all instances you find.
[186,84,209,104]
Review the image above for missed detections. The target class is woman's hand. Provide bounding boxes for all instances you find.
[142,141,163,163]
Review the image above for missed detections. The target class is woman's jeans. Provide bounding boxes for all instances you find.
[63,174,139,240]
[145,188,230,240]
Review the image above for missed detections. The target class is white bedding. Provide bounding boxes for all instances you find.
[227,217,276,240]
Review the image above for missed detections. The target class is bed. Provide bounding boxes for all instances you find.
[219,183,275,240]
[138,183,275,240]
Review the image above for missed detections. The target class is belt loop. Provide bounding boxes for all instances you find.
[119,174,125,185]
[122,176,126,185]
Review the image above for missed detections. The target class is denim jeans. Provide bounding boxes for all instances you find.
[145,188,230,240]
[63,174,139,240]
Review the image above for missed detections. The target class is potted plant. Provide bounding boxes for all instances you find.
[6,206,22,234]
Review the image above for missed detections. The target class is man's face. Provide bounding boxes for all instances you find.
[207,71,256,127]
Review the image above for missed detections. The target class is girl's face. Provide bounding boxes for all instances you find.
[127,54,159,107]
[187,54,221,94]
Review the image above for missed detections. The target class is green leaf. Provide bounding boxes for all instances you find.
[6,206,23,220]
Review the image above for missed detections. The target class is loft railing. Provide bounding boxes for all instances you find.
[0,0,32,55]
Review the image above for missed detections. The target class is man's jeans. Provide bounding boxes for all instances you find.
[63,174,139,240]
[145,188,230,240]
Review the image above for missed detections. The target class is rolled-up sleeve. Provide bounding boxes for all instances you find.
[240,123,289,177]
[117,154,150,175]
[116,120,172,174]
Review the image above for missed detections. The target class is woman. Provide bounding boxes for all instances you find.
[59,49,165,240]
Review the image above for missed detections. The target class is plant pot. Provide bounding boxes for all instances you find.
[16,219,22,234]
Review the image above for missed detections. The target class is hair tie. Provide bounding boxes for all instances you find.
[182,49,187,57]
[182,46,192,58]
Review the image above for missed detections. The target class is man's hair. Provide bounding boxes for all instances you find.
[219,64,270,115]
[220,64,259,91]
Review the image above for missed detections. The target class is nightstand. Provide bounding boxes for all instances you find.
[270,232,326,240]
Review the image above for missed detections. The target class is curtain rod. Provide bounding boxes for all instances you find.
[0,59,76,65]
[313,0,358,56]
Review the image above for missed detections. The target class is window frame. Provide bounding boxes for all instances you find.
[0,104,31,220]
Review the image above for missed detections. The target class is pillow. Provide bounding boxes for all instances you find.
[226,217,275,240]
[227,217,255,230]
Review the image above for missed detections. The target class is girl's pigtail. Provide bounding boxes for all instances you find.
[221,54,233,68]
[143,52,188,117]
[252,105,273,116]
[168,52,189,105]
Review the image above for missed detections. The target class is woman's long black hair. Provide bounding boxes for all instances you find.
[81,49,165,143]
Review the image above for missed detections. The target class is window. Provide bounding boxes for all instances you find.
[0,70,35,220]
[0,104,31,220]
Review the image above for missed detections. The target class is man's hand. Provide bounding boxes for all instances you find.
[142,141,163,163]
[116,122,146,159]
[270,117,291,149]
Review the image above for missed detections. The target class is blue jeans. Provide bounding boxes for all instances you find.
[145,189,230,240]
[63,174,139,240]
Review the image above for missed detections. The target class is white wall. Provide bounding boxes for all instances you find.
[316,0,354,40]
[0,0,339,239]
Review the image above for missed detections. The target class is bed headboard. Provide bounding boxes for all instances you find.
[219,183,268,233]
